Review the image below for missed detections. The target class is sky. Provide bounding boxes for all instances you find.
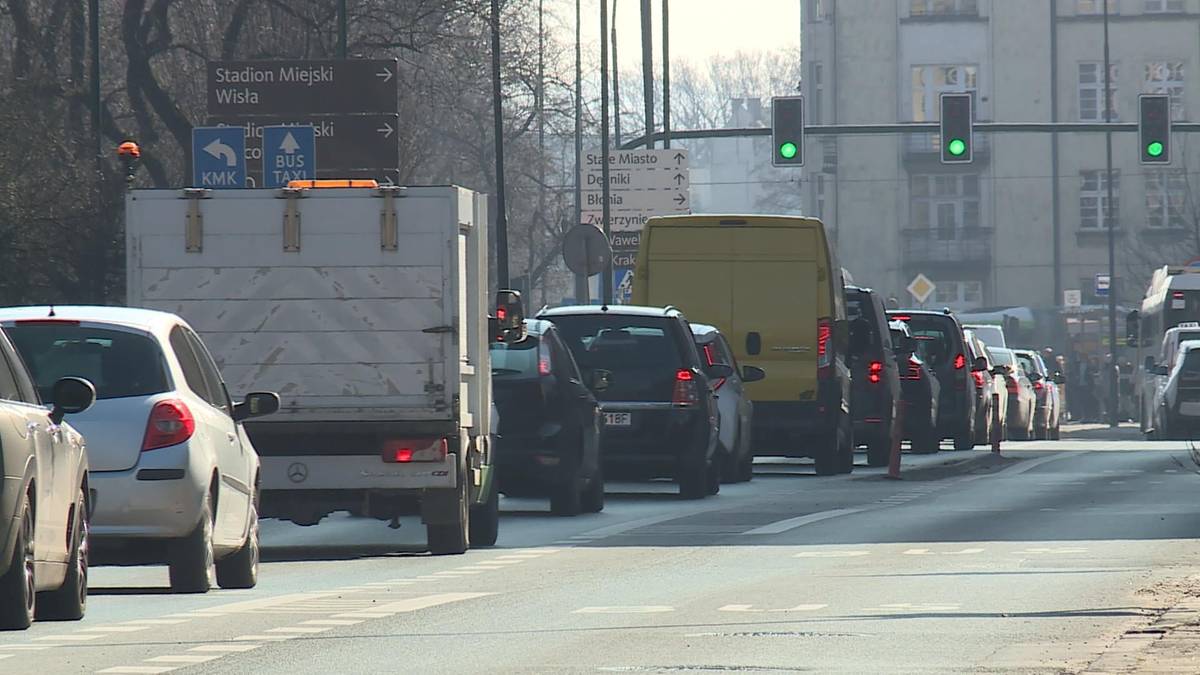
[557,0,801,69]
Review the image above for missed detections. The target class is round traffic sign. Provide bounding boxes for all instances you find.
[562,224,612,277]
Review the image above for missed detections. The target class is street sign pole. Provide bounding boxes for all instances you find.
[600,0,613,305]
[490,0,509,288]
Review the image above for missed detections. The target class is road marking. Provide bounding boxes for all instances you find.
[574,606,675,614]
[1111,481,1126,484]
[234,635,297,641]
[743,508,867,536]
[719,604,828,613]
[494,554,544,560]
[0,655,12,661]
[301,619,364,626]
[793,550,871,558]
[517,548,563,554]
[33,634,104,641]
[333,612,392,619]
[145,655,221,664]
[577,503,728,539]
[81,625,150,633]
[478,559,525,565]
[1150,481,1165,485]
[866,603,961,612]
[266,626,331,634]
[189,644,262,653]
[0,644,51,650]
[124,619,190,625]
[98,667,177,674]
[433,570,482,575]
[1016,547,1088,554]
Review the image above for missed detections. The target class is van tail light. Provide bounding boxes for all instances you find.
[673,369,700,406]
[142,400,196,451]
[382,438,448,463]
[817,318,833,379]
[1006,376,1019,395]
[868,361,883,384]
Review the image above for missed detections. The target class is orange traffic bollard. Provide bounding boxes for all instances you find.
[991,392,1002,455]
[887,401,905,480]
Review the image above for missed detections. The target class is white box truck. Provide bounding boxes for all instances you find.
[125,184,500,554]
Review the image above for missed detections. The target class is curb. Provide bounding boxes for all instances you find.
[854,451,1020,483]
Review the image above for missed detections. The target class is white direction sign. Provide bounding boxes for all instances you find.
[580,149,690,231]
[907,274,937,304]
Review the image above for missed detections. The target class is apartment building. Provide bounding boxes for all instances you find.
[803,0,1200,312]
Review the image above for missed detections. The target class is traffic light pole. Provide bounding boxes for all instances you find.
[1103,2,1119,428]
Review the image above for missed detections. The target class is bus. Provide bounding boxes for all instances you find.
[1129,265,1200,430]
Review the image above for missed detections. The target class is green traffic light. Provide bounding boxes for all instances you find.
[948,138,967,157]
[1147,141,1165,157]
[779,142,798,159]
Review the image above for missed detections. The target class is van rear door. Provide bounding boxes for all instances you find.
[639,226,734,330]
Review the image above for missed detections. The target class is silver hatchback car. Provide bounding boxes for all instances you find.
[0,307,279,593]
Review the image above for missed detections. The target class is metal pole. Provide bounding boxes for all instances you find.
[338,0,348,57]
[601,0,614,305]
[574,0,588,304]
[1103,1,1118,427]
[491,0,510,288]
[639,0,655,148]
[1050,0,1063,322]
[89,0,100,169]
[612,0,621,147]
[537,0,545,300]
[662,0,670,149]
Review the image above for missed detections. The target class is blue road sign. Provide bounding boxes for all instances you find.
[192,126,246,188]
[262,125,316,188]
[613,267,634,305]
[1095,273,1111,297]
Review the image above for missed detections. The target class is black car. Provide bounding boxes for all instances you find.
[539,305,725,499]
[890,321,941,453]
[846,287,903,467]
[887,309,976,451]
[491,319,605,516]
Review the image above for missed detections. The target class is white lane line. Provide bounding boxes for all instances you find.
[123,619,190,626]
[81,626,150,633]
[553,540,577,545]
[574,606,675,614]
[189,644,262,653]
[576,503,729,540]
[516,548,563,554]
[331,591,494,620]
[433,570,483,575]
[493,554,544,560]
[0,644,52,650]
[743,508,867,536]
[476,559,524,565]
[146,655,222,664]
[301,619,364,626]
[0,655,12,660]
[793,550,871,558]
[266,626,331,634]
[718,604,828,613]
[234,635,297,642]
[333,612,391,619]
[98,667,177,674]
[865,603,962,612]
[455,567,501,571]
[33,634,104,641]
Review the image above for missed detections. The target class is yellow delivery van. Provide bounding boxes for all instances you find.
[631,215,853,475]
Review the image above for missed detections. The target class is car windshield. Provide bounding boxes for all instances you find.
[7,323,170,402]
[489,335,540,378]
[1181,350,1200,375]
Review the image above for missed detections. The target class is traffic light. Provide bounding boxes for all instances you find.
[772,95,804,167]
[1139,94,1171,164]
[940,93,973,164]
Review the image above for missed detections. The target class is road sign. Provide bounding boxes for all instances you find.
[192,126,247,188]
[207,59,399,115]
[1064,289,1082,309]
[1095,274,1111,297]
[562,224,612,277]
[580,149,690,225]
[262,125,315,188]
[209,114,400,180]
[613,267,634,304]
[907,274,936,304]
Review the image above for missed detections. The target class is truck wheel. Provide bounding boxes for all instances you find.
[38,488,88,620]
[426,478,470,555]
[469,480,499,546]
[581,464,605,514]
[678,452,709,499]
[169,491,214,594]
[0,494,35,630]
[216,502,260,590]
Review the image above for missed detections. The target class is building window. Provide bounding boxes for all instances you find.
[911,65,978,122]
[1144,61,1186,120]
[1145,170,1187,229]
[1144,0,1184,12]
[807,0,830,21]
[911,174,981,239]
[1077,0,1119,14]
[810,63,824,125]
[1079,62,1119,121]
[1080,170,1120,229]
[934,280,984,307]
[911,0,979,15]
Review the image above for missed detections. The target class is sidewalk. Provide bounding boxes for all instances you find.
[1081,575,1200,674]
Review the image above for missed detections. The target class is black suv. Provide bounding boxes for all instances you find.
[886,309,976,451]
[491,319,605,516]
[539,306,725,499]
[846,287,902,467]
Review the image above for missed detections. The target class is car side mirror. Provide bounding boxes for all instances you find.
[1153,365,1170,376]
[233,391,281,422]
[971,356,988,373]
[590,369,612,392]
[741,365,766,383]
[706,363,735,380]
[49,377,95,424]
[1053,372,1066,385]
[991,366,1007,377]
[1028,371,1044,382]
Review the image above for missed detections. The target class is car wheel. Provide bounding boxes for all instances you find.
[468,478,500,546]
[912,423,940,454]
[866,438,891,467]
[215,501,259,590]
[38,488,88,620]
[0,493,35,630]
[581,464,605,514]
[837,417,855,474]
[679,449,709,499]
[550,452,584,516]
[719,442,740,485]
[705,459,722,495]
[169,490,215,594]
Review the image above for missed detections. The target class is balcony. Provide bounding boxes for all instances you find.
[903,132,991,164]
[902,227,993,268]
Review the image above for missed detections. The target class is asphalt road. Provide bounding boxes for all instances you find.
[3,439,1199,674]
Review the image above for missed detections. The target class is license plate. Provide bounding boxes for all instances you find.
[604,412,632,427]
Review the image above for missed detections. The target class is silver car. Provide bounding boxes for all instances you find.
[690,324,765,483]
[0,307,279,594]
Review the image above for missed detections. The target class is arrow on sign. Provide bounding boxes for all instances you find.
[279,132,301,154]
[377,122,395,138]
[203,139,239,167]
[673,173,686,185]
[674,152,686,164]
[673,193,687,206]
[375,68,394,83]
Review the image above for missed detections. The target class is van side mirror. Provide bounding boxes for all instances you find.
[49,377,96,424]
[1053,372,1066,385]
[1028,371,1044,382]
[1153,365,1170,376]
[234,391,281,422]
[971,356,988,373]
[742,365,766,383]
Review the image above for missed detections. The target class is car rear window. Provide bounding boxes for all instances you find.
[549,315,685,401]
[489,335,540,378]
[6,323,170,402]
[1182,350,1200,375]
[1015,353,1040,376]
[988,347,1015,367]
[904,320,957,367]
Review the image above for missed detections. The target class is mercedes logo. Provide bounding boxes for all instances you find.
[287,462,309,484]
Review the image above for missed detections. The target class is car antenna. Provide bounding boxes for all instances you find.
[47,305,56,317]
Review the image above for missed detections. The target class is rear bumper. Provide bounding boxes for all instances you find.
[496,426,573,492]
[89,441,210,541]
[597,402,712,476]
[751,401,840,457]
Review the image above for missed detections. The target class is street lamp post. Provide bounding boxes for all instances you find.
[1103,2,1118,427]
[491,0,510,288]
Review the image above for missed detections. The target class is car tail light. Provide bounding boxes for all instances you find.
[817,318,833,378]
[382,438,447,463]
[954,353,966,370]
[1006,376,1019,395]
[903,359,922,380]
[673,369,700,406]
[1174,291,1185,299]
[972,371,985,388]
[1034,380,1044,392]
[141,400,196,451]
[538,342,553,376]
[14,319,81,326]
[868,361,883,384]
[892,315,912,322]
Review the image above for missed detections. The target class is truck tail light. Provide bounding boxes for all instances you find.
[672,369,700,406]
[868,361,883,384]
[382,438,448,463]
[817,318,833,378]
[142,400,195,451]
